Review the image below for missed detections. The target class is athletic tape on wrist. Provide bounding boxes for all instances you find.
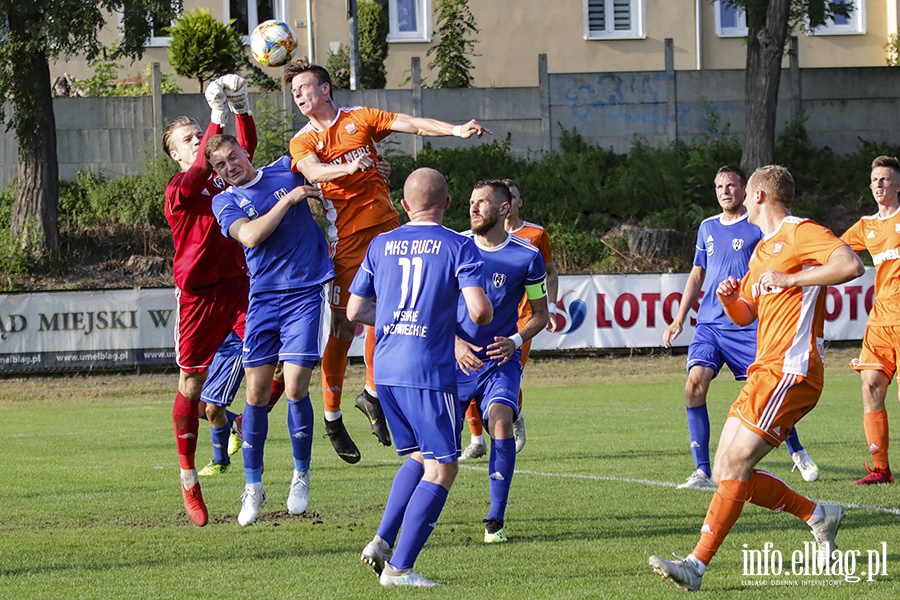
[510,333,524,349]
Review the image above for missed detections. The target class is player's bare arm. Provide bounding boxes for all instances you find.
[455,337,484,376]
[227,185,322,248]
[462,285,493,325]
[347,294,376,326]
[716,275,757,326]
[487,296,549,364]
[663,265,706,347]
[390,115,492,139]
[295,152,375,184]
[758,245,864,290]
[545,259,560,332]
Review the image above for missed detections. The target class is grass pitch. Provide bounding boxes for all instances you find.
[1,347,899,599]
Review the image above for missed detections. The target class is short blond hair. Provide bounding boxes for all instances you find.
[162,116,199,156]
[749,165,794,208]
[204,134,239,162]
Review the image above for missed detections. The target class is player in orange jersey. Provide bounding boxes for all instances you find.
[840,155,900,485]
[649,165,864,591]
[283,58,491,464]
[460,179,558,459]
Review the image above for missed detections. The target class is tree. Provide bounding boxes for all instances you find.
[0,0,180,257]
[167,8,243,92]
[326,0,388,90]
[732,0,852,173]
[426,0,479,88]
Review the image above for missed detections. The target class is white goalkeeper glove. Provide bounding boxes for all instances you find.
[220,74,251,115]
[204,80,228,126]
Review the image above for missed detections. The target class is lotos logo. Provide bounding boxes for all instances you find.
[553,290,587,333]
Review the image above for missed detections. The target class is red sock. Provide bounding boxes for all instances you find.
[864,409,890,470]
[364,325,377,393]
[746,469,815,521]
[466,399,483,437]
[173,391,200,470]
[693,479,748,565]
[268,378,285,413]
[322,335,352,413]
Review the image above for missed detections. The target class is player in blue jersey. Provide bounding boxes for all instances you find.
[207,134,336,526]
[347,168,493,587]
[663,166,818,489]
[454,180,549,543]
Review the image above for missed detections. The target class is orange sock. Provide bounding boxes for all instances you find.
[692,479,748,565]
[321,335,352,413]
[364,325,376,393]
[517,388,524,413]
[864,409,890,470]
[746,469,815,521]
[466,399,483,437]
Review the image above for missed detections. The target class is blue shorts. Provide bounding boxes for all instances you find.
[200,330,244,407]
[376,384,463,464]
[457,359,523,422]
[243,286,325,369]
[687,323,756,381]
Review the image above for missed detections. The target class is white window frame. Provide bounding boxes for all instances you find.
[583,0,646,40]
[808,0,865,36]
[225,0,286,43]
[714,0,747,38]
[388,0,432,43]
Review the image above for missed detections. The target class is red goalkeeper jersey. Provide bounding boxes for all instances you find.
[165,115,257,293]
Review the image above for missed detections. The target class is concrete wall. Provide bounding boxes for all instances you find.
[4,61,900,188]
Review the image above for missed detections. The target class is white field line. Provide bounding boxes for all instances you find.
[461,464,900,517]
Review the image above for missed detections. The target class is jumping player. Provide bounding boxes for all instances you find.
[455,180,549,543]
[285,58,491,464]
[348,168,492,586]
[649,165,864,591]
[461,179,557,459]
[208,135,335,526]
[841,155,900,485]
[163,74,256,526]
[663,166,818,489]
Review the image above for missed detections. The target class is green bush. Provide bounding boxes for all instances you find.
[251,96,295,165]
[57,151,175,229]
[3,114,895,279]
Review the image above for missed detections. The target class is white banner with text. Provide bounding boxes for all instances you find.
[0,268,876,373]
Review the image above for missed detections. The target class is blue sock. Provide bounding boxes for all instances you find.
[784,427,804,455]
[487,437,516,522]
[377,458,425,547]
[226,410,238,427]
[288,394,314,473]
[242,403,268,484]
[210,425,231,465]
[686,405,711,476]
[390,480,448,570]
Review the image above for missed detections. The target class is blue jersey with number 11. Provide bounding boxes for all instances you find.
[349,222,485,393]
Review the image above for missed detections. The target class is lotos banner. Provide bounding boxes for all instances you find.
[0,268,876,374]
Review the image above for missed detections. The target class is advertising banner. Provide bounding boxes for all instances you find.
[0,267,876,374]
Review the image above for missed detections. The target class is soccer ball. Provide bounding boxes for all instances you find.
[250,20,298,68]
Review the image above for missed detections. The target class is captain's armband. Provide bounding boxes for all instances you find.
[525,280,547,300]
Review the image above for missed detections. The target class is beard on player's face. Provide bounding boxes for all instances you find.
[471,209,500,235]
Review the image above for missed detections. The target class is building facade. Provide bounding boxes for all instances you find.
[50,1,898,90]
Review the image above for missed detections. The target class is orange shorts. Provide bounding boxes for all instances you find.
[850,325,900,380]
[328,218,400,312]
[520,338,532,367]
[727,368,822,446]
